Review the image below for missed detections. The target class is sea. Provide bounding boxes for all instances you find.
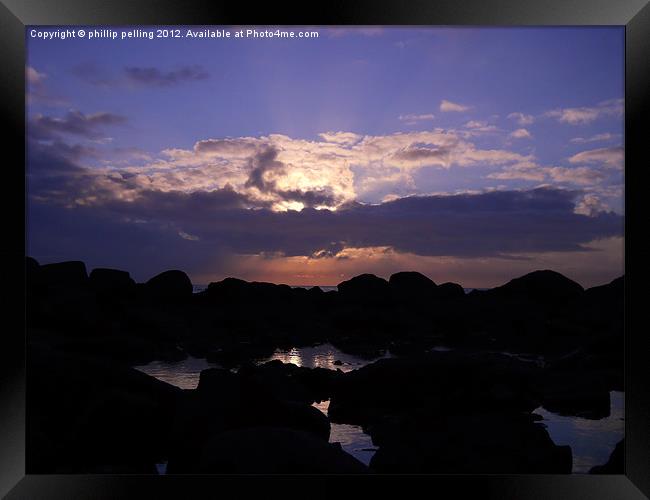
[192,284,487,294]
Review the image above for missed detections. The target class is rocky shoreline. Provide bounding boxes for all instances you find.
[26,258,623,474]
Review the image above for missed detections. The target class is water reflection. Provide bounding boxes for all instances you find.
[134,356,216,390]
[313,399,377,466]
[263,343,391,373]
[134,343,388,388]
[135,347,623,474]
[534,391,624,473]
[135,345,382,471]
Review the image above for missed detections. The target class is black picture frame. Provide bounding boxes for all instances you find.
[1,0,648,498]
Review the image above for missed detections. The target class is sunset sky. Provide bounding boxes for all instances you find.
[26,26,624,288]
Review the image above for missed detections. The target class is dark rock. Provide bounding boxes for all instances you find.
[329,338,389,361]
[38,261,88,289]
[436,282,465,299]
[167,367,333,472]
[204,341,276,368]
[26,260,624,474]
[585,276,624,302]
[204,277,294,304]
[538,371,611,419]
[194,427,369,473]
[27,344,181,473]
[337,273,390,300]
[590,439,624,474]
[547,343,623,392]
[89,268,136,297]
[238,360,339,405]
[329,352,540,426]
[26,257,43,296]
[145,270,193,301]
[488,270,584,304]
[369,412,572,473]
[389,271,437,299]
[196,367,330,439]
[204,277,249,298]
[26,256,40,280]
[578,276,624,341]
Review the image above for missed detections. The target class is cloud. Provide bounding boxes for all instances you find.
[222,236,623,289]
[194,137,261,157]
[510,128,532,139]
[568,146,623,169]
[25,112,617,221]
[318,131,362,146]
[26,66,46,85]
[440,100,471,112]
[327,28,384,38]
[29,110,127,140]
[570,133,618,144]
[28,187,623,282]
[242,146,343,209]
[507,112,535,126]
[124,65,210,86]
[36,127,532,210]
[26,66,68,106]
[26,118,623,282]
[546,166,606,185]
[178,230,200,241]
[465,121,487,129]
[73,63,210,88]
[545,99,623,125]
[463,121,499,134]
[399,113,435,125]
[574,193,612,216]
[489,164,608,186]
[487,163,547,182]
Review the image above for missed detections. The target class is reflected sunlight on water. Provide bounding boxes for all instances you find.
[534,391,624,473]
[262,343,391,373]
[134,343,388,387]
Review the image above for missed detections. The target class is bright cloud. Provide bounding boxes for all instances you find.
[570,133,618,144]
[318,131,363,145]
[398,113,435,124]
[440,99,471,112]
[510,128,532,139]
[507,112,535,126]
[546,166,605,185]
[568,146,623,169]
[545,99,623,125]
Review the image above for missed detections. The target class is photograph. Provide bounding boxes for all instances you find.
[23,24,628,477]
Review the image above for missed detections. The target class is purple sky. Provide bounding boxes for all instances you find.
[26,26,624,287]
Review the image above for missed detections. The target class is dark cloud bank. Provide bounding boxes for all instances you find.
[28,183,623,280]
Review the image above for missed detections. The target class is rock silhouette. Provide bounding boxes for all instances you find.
[145,269,193,301]
[193,427,369,474]
[26,257,624,474]
[589,439,624,474]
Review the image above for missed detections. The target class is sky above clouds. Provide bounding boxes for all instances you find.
[26,26,624,287]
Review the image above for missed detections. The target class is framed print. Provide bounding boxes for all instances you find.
[1,0,648,498]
